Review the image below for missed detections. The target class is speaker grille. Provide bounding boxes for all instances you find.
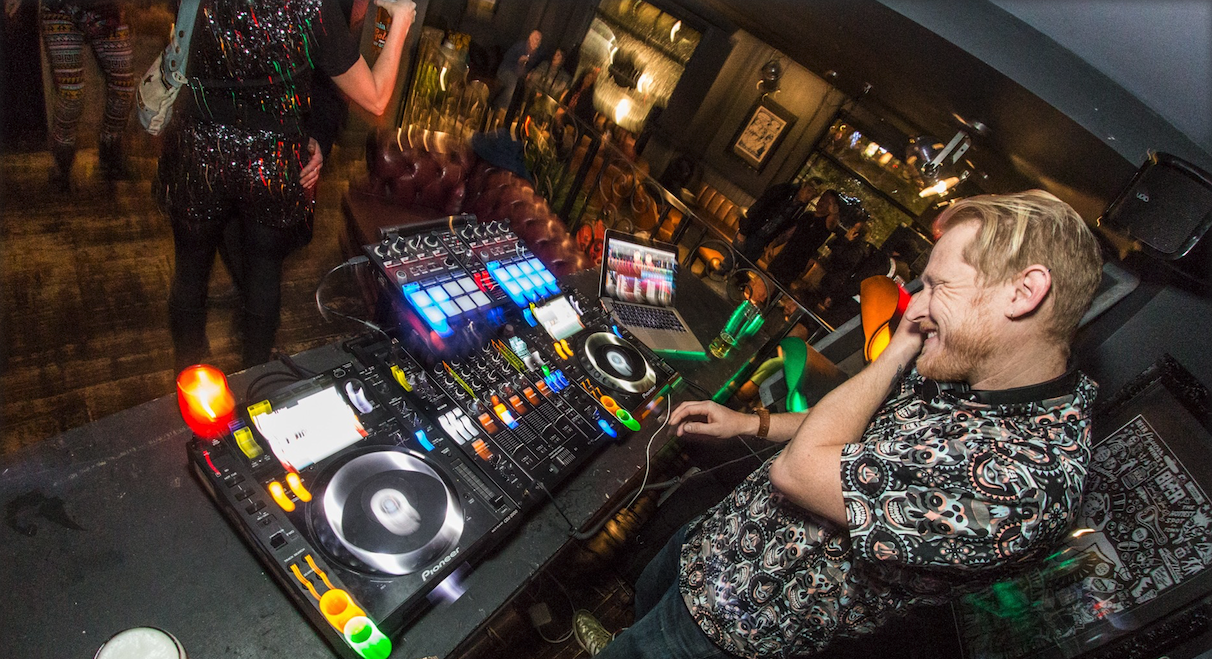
[1103,153,1212,259]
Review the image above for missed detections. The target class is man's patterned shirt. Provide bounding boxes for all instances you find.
[679,368,1097,658]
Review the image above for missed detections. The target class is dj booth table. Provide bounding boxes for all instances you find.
[0,271,784,659]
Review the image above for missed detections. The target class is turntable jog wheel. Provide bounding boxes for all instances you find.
[321,448,464,575]
[579,332,657,394]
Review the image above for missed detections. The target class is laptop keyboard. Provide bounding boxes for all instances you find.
[613,303,687,332]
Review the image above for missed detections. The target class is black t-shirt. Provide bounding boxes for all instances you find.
[306,0,363,157]
[313,0,363,78]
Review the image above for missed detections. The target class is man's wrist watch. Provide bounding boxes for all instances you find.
[754,407,770,439]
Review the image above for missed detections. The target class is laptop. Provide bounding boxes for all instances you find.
[599,230,706,355]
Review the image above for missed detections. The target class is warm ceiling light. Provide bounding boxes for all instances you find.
[614,97,633,124]
[670,20,681,41]
[636,71,653,94]
[919,180,947,198]
[918,176,961,198]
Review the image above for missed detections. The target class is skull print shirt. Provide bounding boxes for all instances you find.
[679,367,1097,658]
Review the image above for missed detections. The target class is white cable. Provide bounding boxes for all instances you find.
[621,391,673,511]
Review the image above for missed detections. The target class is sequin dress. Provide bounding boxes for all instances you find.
[157,0,360,368]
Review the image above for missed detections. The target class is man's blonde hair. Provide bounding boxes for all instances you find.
[935,190,1102,342]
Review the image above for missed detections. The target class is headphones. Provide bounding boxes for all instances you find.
[918,369,1080,406]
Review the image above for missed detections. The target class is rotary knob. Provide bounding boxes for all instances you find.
[374,242,391,258]
[407,235,423,250]
[425,234,440,248]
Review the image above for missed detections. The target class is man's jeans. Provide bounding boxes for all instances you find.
[596,525,739,659]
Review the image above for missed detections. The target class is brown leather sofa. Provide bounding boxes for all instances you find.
[342,128,590,282]
[692,182,744,240]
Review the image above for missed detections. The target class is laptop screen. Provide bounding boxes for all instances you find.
[601,231,678,308]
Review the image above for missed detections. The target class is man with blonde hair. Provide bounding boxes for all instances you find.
[574,190,1103,659]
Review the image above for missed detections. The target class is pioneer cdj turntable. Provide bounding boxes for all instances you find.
[188,355,520,659]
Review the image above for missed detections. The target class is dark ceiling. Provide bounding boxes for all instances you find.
[687,0,1146,207]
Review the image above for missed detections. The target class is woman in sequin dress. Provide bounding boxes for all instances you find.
[158,0,415,370]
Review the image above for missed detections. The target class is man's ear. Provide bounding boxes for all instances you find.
[1007,265,1051,319]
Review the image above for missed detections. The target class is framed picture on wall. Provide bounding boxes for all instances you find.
[731,97,796,171]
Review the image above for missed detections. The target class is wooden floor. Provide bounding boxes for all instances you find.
[0,145,368,455]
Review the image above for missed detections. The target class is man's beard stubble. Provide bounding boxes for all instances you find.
[916,301,997,384]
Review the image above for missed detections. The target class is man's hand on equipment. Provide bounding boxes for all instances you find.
[300,138,323,190]
[670,400,757,440]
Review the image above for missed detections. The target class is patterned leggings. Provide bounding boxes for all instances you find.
[39,2,134,149]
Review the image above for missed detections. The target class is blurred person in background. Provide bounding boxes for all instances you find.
[35,0,135,188]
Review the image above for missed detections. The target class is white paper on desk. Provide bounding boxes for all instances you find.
[254,387,367,470]
[534,296,584,341]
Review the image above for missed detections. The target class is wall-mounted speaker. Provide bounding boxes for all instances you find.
[1100,153,1212,280]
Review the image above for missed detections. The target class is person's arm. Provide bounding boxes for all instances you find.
[767,311,925,525]
[329,0,416,116]
[670,400,806,443]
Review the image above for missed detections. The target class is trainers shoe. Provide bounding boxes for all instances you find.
[573,610,613,657]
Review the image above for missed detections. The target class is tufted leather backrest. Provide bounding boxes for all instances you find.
[463,162,590,276]
[689,181,743,239]
[364,129,472,216]
[350,129,589,277]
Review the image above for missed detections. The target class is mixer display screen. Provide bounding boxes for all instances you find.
[251,385,367,470]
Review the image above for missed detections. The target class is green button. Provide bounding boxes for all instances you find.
[614,409,641,432]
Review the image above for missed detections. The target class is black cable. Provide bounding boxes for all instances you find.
[536,482,582,535]
[244,369,303,402]
[273,349,315,378]
[680,376,715,399]
[533,572,576,644]
[315,256,392,343]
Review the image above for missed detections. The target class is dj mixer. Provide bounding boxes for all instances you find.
[188,215,679,659]
[364,214,560,349]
